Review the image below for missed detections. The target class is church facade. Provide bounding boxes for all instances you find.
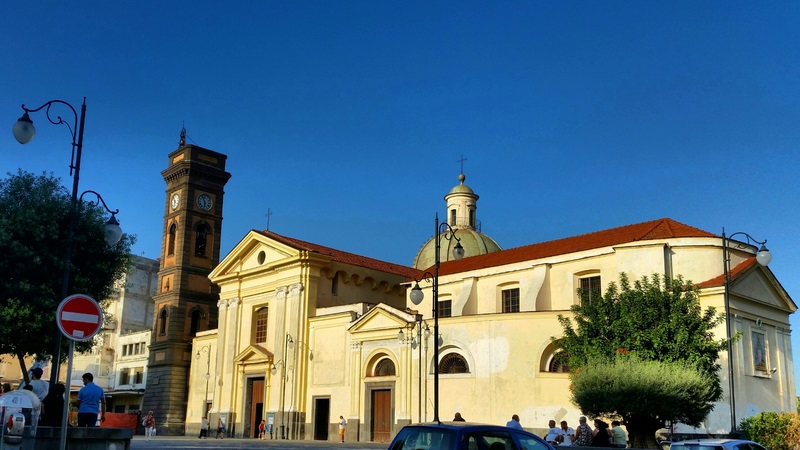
[177,169,795,441]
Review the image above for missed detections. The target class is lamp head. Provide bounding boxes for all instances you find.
[397,329,404,343]
[452,241,465,260]
[410,282,424,305]
[195,351,200,360]
[271,364,277,375]
[105,213,123,246]
[12,112,35,144]
[756,244,772,266]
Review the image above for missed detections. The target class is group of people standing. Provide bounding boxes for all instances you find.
[544,416,627,447]
[9,369,105,429]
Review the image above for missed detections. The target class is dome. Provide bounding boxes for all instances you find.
[413,228,502,270]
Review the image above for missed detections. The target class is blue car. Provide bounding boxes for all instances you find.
[387,422,557,450]
[670,439,768,450]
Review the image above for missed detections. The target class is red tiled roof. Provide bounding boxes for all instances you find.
[696,257,756,288]
[433,218,717,276]
[255,230,419,278]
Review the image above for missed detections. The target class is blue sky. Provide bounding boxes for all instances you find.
[2,2,799,387]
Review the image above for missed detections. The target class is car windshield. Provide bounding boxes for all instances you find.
[390,427,455,450]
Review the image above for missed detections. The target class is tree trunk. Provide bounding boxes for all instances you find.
[625,416,662,449]
[16,352,29,385]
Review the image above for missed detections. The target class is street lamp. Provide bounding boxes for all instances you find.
[271,333,293,439]
[398,313,430,422]
[409,213,464,422]
[195,346,212,419]
[722,228,771,433]
[13,98,124,389]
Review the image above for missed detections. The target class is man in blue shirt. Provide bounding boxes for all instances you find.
[76,373,105,427]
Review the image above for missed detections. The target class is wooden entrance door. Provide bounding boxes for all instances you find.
[371,389,392,442]
[250,378,264,438]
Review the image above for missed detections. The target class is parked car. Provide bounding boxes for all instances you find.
[387,421,557,450]
[670,439,768,450]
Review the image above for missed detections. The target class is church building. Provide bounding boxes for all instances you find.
[163,146,794,441]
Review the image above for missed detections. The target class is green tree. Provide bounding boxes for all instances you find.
[571,356,717,448]
[0,171,133,379]
[557,273,727,447]
[740,412,800,450]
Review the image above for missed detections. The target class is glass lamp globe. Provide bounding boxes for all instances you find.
[105,214,123,246]
[13,113,35,144]
[756,245,772,266]
[410,283,424,305]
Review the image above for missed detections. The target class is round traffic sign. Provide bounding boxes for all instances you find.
[56,294,103,341]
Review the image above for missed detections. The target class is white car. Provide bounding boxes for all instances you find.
[670,439,768,450]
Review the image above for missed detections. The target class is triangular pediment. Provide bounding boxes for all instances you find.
[730,266,796,314]
[349,304,415,335]
[233,344,274,364]
[210,230,304,280]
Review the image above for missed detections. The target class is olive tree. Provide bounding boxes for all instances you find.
[557,273,726,448]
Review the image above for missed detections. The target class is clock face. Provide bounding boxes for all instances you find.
[170,193,180,210]
[197,194,213,211]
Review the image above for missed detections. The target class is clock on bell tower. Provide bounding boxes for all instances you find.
[141,130,231,435]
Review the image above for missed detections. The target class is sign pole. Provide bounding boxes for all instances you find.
[58,339,75,450]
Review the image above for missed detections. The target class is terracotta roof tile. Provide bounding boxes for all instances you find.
[432,218,716,276]
[696,257,756,288]
[255,230,419,278]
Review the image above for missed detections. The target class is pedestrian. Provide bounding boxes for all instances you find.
[198,417,209,438]
[339,415,346,443]
[506,414,523,430]
[40,383,66,427]
[545,420,561,446]
[19,367,48,401]
[453,412,465,422]
[216,417,226,439]
[574,416,593,446]
[143,410,156,440]
[75,373,105,427]
[259,419,266,439]
[611,421,627,448]
[592,419,611,447]
[559,420,575,446]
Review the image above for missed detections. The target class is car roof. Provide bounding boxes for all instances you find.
[672,439,757,445]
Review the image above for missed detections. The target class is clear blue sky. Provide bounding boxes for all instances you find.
[3,2,799,387]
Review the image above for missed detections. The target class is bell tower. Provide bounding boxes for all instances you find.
[142,132,231,435]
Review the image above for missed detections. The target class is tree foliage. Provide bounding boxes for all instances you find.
[0,171,133,370]
[740,412,800,450]
[556,273,727,448]
[571,356,717,448]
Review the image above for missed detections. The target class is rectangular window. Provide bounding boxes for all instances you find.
[141,342,147,354]
[133,367,144,384]
[134,343,140,355]
[122,346,128,357]
[438,300,452,318]
[502,288,520,313]
[450,209,457,226]
[254,307,268,343]
[752,331,767,372]
[579,276,601,304]
[119,370,129,385]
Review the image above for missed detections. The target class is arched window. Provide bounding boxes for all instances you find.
[158,308,168,335]
[167,223,177,256]
[194,221,210,257]
[439,353,469,374]
[372,359,396,377]
[548,352,570,373]
[254,307,268,343]
[189,309,202,336]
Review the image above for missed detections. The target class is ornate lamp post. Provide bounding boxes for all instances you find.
[14,98,123,450]
[722,228,771,433]
[195,345,212,419]
[409,213,464,422]
[13,98,123,388]
[271,333,293,439]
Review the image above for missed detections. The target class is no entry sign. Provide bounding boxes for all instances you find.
[56,294,103,341]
